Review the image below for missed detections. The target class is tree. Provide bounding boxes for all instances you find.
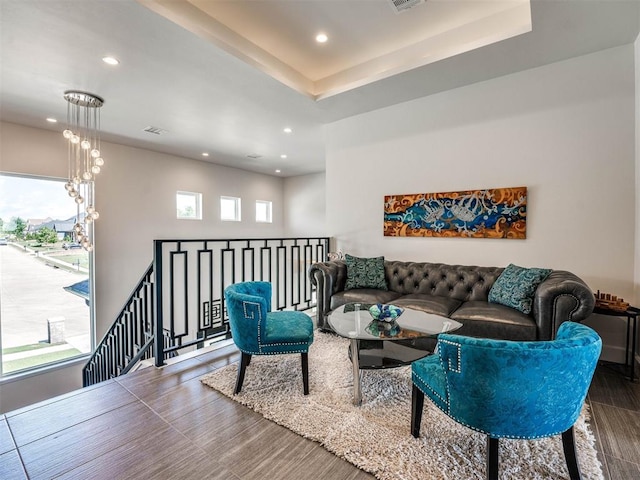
[178,205,195,218]
[0,217,4,232]
[35,227,58,244]
[8,217,26,239]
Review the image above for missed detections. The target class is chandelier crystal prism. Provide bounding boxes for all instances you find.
[62,90,105,252]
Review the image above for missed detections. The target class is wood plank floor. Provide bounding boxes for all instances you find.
[1,345,638,479]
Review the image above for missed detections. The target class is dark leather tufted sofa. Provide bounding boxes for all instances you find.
[308,260,595,341]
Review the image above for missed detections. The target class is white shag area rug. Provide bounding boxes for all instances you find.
[200,332,603,480]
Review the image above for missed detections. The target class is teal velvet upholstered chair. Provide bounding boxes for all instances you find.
[224,281,314,394]
[411,321,601,480]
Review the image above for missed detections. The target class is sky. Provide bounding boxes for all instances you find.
[0,174,78,222]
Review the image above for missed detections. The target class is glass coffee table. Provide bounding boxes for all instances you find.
[328,303,462,405]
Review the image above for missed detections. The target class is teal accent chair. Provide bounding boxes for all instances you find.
[411,321,602,480]
[224,281,314,394]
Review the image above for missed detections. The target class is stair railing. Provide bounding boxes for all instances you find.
[82,264,155,386]
[153,237,329,366]
[82,237,328,386]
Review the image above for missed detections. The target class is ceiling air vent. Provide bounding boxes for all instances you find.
[389,0,425,14]
[143,126,167,135]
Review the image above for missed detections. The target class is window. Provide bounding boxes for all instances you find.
[256,200,272,223]
[176,191,202,220]
[0,173,92,376]
[220,196,241,221]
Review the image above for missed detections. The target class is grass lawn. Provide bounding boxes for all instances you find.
[2,346,83,373]
[2,343,54,355]
[14,241,63,253]
[53,253,89,269]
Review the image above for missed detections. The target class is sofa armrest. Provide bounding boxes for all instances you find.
[308,260,347,330]
[533,271,595,340]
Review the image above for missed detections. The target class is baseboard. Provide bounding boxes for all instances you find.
[600,343,629,364]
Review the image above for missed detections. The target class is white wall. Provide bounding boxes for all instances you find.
[325,45,636,360]
[635,34,640,308]
[283,172,326,237]
[0,361,84,415]
[96,141,285,335]
[0,121,285,412]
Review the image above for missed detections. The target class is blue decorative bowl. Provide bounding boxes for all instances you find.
[366,319,401,338]
[368,303,404,322]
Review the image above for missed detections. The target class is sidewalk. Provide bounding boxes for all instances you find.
[0,244,90,351]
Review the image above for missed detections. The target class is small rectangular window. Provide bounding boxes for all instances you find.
[220,196,241,221]
[256,200,272,223]
[176,191,202,220]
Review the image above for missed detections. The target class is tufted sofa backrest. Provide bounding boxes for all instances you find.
[385,261,504,302]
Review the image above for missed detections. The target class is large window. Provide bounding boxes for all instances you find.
[0,174,92,376]
[220,196,241,221]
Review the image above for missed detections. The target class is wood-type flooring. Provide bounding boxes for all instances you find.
[1,344,639,479]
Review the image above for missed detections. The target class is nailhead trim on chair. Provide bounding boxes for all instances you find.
[412,371,447,405]
[242,301,260,319]
[438,339,460,417]
[412,380,567,440]
[241,299,311,354]
[242,300,264,352]
[240,347,309,355]
[415,337,574,440]
[439,338,461,374]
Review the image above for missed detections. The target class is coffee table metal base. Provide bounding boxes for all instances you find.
[348,339,432,405]
[350,338,362,405]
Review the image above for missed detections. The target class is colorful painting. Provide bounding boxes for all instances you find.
[384,186,527,239]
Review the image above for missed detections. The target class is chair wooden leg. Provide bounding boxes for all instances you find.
[301,352,309,395]
[234,353,251,394]
[487,437,499,480]
[411,384,424,438]
[562,426,582,480]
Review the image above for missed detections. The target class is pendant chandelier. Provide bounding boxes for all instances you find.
[62,90,105,251]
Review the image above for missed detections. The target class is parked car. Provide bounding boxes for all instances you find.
[0,238,7,245]
[62,242,82,250]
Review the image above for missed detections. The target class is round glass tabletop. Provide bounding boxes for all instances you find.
[328,302,461,340]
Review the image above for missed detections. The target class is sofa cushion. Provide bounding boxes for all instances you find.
[345,254,388,291]
[488,263,552,315]
[330,289,401,311]
[392,294,462,318]
[450,301,537,341]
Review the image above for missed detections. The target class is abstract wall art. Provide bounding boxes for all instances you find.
[384,186,527,239]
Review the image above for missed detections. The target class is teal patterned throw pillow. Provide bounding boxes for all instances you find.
[488,263,552,315]
[345,254,388,291]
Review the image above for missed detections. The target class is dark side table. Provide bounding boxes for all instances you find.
[594,306,639,382]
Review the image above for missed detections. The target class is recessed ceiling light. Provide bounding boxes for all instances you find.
[46,117,57,123]
[275,170,281,173]
[283,127,292,134]
[202,152,209,157]
[102,56,120,65]
[316,33,328,43]
[280,154,287,159]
